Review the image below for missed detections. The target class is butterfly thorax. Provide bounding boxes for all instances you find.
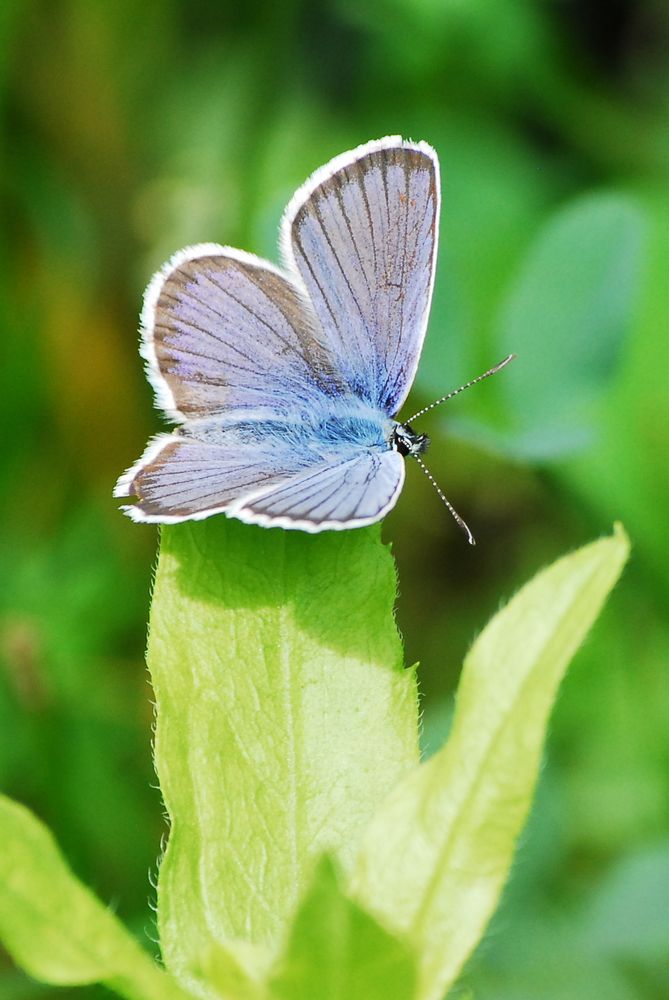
[390,422,430,458]
[184,400,397,459]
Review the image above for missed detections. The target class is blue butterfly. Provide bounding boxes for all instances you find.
[115,136,512,542]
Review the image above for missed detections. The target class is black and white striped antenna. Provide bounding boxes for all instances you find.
[413,453,476,545]
[406,354,516,545]
[406,353,515,423]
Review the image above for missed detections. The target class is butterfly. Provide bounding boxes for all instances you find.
[115,136,512,543]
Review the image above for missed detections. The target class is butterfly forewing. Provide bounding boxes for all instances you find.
[282,137,439,417]
[143,245,343,423]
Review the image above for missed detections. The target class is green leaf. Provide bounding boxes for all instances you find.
[415,114,555,400]
[0,793,191,1000]
[192,941,268,1000]
[148,518,419,993]
[269,856,416,1000]
[451,193,646,460]
[555,189,669,599]
[581,842,669,963]
[351,525,630,1000]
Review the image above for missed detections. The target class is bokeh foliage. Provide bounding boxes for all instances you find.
[1,1,667,997]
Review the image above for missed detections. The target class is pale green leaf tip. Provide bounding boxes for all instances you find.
[0,794,192,1000]
[349,522,632,1000]
[605,521,630,568]
[611,520,629,546]
[271,851,417,1000]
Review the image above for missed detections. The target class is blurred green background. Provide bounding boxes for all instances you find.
[1,2,668,997]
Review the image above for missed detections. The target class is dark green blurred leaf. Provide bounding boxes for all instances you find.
[413,116,558,405]
[555,189,669,599]
[0,0,22,97]
[0,508,156,925]
[449,192,646,460]
[582,842,669,962]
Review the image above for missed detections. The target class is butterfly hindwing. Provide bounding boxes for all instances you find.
[236,450,405,529]
[114,430,304,522]
[115,423,404,530]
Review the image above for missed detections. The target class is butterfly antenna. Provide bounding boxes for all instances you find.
[413,453,476,546]
[406,354,516,423]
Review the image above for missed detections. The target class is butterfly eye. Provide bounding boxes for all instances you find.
[391,424,430,457]
[413,433,430,455]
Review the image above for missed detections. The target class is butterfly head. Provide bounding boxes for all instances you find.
[391,423,430,458]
